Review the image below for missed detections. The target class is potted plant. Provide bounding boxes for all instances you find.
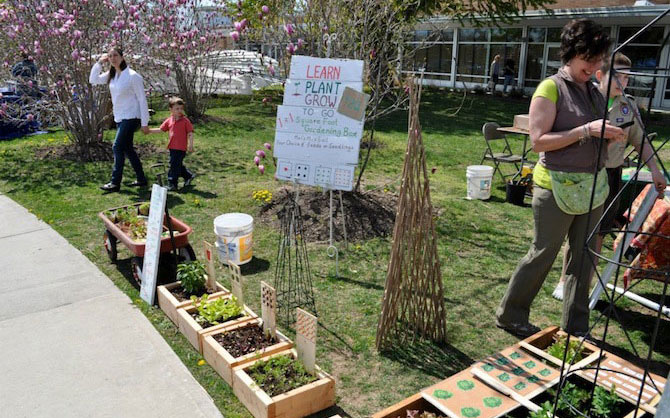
[520,327,599,368]
[529,378,628,418]
[177,294,256,353]
[202,318,292,386]
[157,260,229,324]
[232,348,335,418]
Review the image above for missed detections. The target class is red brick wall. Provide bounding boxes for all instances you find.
[534,0,670,9]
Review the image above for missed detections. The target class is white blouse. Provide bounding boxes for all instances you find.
[89,62,150,127]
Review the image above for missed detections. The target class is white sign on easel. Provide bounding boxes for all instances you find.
[140,184,168,304]
[274,55,368,191]
[260,281,277,339]
[295,307,317,373]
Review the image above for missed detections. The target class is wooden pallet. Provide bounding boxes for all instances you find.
[232,348,335,418]
[157,279,229,325]
[202,318,293,386]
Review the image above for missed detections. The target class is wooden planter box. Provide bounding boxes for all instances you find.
[202,319,293,386]
[372,393,448,418]
[520,326,600,368]
[176,297,257,353]
[232,349,335,418]
[157,280,229,325]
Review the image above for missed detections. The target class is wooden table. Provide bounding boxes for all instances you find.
[497,126,534,180]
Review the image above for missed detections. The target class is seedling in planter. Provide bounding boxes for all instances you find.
[191,294,243,326]
[547,381,589,416]
[103,210,115,222]
[178,261,207,295]
[404,411,446,418]
[529,401,554,418]
[547,337,584,365]
[246,354,317,397]
[129,218,147,241]
[138,202,150,216]
[591,385,624,418]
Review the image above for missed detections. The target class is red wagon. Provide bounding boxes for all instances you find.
[99,202,196,284]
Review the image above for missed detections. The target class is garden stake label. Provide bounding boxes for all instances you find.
[227,260,244,307]
[295,307,317,373]
[260,281,277,339]
[203,240,217,292]
[140,184,168,305]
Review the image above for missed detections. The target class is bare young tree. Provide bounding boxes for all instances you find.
[238,0,552,191]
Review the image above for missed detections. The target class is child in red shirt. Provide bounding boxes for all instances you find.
[149,97,195,191]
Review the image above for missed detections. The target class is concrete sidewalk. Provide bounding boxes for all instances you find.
[0,194,223,418]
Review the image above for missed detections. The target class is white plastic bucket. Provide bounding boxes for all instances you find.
[466,165,494,200]
[213,213,254,265]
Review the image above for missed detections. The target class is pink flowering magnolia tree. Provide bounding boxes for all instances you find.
[0,0,140,160]
[130,0,235,121]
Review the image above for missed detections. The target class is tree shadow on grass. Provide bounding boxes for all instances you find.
[308,405,352,418]
[182,188,217,199]
[380,331,474,379]
[241,256,270,275]
[324,273,384,291]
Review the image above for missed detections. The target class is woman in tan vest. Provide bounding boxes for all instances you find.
[496,19,625,338]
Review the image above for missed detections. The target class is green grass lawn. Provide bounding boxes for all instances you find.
[1,89,669,417]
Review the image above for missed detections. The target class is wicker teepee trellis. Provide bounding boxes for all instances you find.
[376,77,447,350]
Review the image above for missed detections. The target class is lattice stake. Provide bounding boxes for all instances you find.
[295,307,317,374]
[227,260,244,307]
[376,76,447,350]
[203,240,217,292]
[261,281,277,339]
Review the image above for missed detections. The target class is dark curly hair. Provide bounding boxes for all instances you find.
[560,19,611,64]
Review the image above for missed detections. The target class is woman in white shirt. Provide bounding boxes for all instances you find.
[90,47,149,192]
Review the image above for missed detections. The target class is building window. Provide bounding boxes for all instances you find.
[491,27,522,42]
[617,26,665,98]
[459,28,488,42]
[457,44,487,82]
[546,28,562,43]
[528,27,546,43]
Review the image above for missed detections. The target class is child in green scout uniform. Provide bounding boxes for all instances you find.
[551,53,667,300]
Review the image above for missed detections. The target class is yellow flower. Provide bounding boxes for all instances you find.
[197,359,206,366]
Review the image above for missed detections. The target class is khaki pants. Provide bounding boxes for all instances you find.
[496,187,603,334]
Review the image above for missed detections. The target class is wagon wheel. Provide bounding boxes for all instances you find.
[103,230,117,263]
[131,256,143,286]
[178,244,196,262]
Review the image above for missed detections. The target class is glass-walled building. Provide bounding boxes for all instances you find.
[407,3,670,109]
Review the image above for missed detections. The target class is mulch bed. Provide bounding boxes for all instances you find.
[258,187,398,242]
[213,324,279,358]
[35,142,163,162]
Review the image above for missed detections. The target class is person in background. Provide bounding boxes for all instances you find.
[489,55,501,92]
[90,46,149,193]
[496,19,625,338]
[503,59,515,94]
[147,97,196,192]
[552,52,667,300]
[12,53,37,80]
